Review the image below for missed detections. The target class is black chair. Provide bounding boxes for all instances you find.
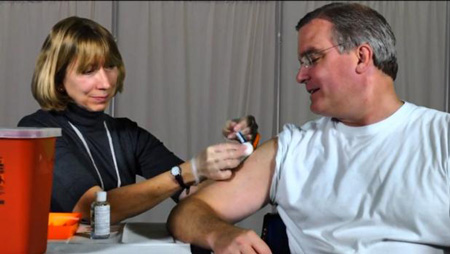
[261,212,290,254]
[190,244,212,254]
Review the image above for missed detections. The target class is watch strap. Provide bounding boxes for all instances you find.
[172,166,190,190]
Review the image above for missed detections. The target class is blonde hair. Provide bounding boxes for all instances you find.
[32,16,126,111]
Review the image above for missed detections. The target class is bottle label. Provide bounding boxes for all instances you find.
[94,205,110,235]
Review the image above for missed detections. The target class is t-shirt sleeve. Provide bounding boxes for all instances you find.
[270,124,300,205]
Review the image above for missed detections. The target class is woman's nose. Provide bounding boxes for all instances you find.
[97,68,112,89]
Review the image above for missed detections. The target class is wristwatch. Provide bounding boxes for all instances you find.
[170,165,189,190]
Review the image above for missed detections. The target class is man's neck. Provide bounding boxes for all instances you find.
[339,99,404,127]
[338,76,402,126]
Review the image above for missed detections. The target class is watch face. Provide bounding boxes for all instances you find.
[171,166,181,176]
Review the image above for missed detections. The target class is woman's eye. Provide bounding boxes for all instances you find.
[104,64,116,70]
[82,69,95,74]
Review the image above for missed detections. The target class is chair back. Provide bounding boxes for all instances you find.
[261,212,290,254]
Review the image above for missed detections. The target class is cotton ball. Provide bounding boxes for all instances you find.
[243,142,254,157]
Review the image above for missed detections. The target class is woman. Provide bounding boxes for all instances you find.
[18,16,258,224]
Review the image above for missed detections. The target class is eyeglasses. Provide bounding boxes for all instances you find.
[298,44,342,69]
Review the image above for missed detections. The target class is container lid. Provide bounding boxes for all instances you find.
[96,191,107,202]
[0,127,62,138]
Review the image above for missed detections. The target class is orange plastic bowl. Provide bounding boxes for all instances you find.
[48,212,82,240]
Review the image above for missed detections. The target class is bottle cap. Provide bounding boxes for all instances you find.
[96,191,107,202]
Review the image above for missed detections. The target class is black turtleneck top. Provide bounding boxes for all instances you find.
[18,103,183,212]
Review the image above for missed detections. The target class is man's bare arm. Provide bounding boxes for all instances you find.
[167,138,278,253]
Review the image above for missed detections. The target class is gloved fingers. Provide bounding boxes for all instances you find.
[209,169,233,180]
[232,115,258,141]
[197,143,247,179]
[222,119,239,139]
[236,126,253,142]
[206,142,246,157]
[203,160,246,180]
[222,115,258,141]
[213,157,246,170]
[203,159,242,180]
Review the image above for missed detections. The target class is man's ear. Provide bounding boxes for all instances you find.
[355,43,373,74]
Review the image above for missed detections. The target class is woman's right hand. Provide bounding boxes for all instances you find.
[191,142,249,182]
[222,115,258,143]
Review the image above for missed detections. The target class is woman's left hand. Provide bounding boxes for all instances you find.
[222,115,258,143]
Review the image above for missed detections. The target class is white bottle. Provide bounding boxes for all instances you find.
[90,191,110,239]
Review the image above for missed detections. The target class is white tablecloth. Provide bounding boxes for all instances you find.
[47,222,191,253]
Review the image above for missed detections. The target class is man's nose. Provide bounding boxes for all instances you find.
[296,66,309,84]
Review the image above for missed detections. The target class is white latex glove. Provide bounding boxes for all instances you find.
[191,142,249,183]
[222,115,258,143]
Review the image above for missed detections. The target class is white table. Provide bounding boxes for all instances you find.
[46,222,191,253]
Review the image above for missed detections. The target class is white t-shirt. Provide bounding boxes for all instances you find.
[271,102,450,254]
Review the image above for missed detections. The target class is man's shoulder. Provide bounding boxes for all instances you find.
[278,117,330,141]
[404,101,450,120]
[281,117,330,132]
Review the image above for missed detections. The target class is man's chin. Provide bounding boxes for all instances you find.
[310,105,329,117]
[309,104,321,115]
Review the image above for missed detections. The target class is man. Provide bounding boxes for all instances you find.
[168,3,450,253]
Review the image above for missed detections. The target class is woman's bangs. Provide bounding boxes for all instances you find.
[75,38,111,73]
